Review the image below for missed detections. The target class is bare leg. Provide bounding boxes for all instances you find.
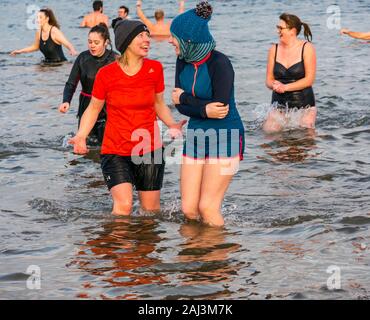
[180,156,205,221]
[110,183,133,216]
[198,157,239,227]
[138,190,161,212]
[263,109,286,133]
[300,106,317,129]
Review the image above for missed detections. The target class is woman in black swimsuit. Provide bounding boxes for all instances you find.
[10,8,77,63]
[264,13,317,133]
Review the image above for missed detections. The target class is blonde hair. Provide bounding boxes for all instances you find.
[118,52,129,66]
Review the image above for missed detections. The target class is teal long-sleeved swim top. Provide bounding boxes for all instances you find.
[175,50,244,131]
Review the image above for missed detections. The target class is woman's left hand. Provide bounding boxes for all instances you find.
[273,81,286,93]
[172,88,184,105]
[275,84,286,93]
[168,120,187,139]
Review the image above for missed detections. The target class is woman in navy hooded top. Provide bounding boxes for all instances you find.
[169,1,245,227]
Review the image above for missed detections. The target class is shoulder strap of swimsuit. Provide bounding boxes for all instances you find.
[274,43,278,62]
[49,26,54,39]
[301,41,308,61]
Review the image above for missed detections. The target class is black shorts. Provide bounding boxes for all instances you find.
[87,119,105,146]
[100,148,165,191]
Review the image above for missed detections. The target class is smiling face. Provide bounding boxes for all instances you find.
[168,35,180,56]
[276,19,297,44]
[88,32,107,57]
[37,12,49,27]
[126,31,151,58]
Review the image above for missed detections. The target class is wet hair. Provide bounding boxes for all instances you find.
[93,1,103,12]
[119,5,129,15]
[89,23,111,48]
[39,8,60,29]
[154,9,164,21]
[279,13,312,42]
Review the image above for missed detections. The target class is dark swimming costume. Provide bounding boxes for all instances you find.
[39,26,67,63]
[100,148,165,191]
[63,50,116,144]
[272,42,315,109]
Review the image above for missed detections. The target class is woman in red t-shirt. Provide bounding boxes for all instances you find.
[69,20,185,215]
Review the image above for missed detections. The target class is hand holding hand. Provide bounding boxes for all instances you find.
[272,80,286,93]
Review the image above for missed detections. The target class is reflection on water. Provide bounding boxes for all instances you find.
[67,218,245,299]
[260,129,318,163]
[177,223,241,286]
[261,240,311,258]
[68,217,166,299]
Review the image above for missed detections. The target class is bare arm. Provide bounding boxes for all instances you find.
[136,0,154,29]
[265,44,276,90]
[52,28,78,56]
[341,28,370,40]
[155,92,186,136]
[284,43,316,92]
[179,0,185,14]
[10,31,40,56]
[155,92,177,127]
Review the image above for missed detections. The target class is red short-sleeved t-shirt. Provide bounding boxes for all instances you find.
[92,59,165,156]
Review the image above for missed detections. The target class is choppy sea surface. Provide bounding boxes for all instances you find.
[0,0,369,300]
